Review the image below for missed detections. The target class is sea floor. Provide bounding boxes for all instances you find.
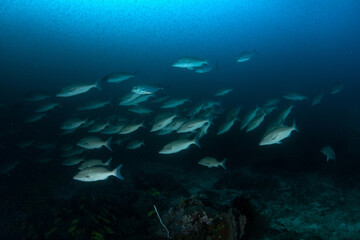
[1,161,360,240]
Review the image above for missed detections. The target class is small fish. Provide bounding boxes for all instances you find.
[61,118,87,130]
[73,164,124,182]
[236,51,253,62]
[331,82,343,95]
[159,137,200,154]
[259,121,298,146]
[79,158,112,170]
[103,72,135,83]
[119,122,144,134]
[198,157,226,169]
[24,113,46,123]
[35,101,60,113]
[177,118,210,133]
[283,93,308,101]
[77,99,110,111]
[77,136,112,151]
[128,106,153,115]
[56,81,101,97]
[215,88,232,97]
[132,85,162,95]
[217,108,240,135]
[194,63,213,73]
[88,121,109,133]
[321,146,335,162]
[240,107,261,130]
[161,98,190,108]
[246,112,267,132]
[151,113,177,132]
[119,92,142,106]
[172,57,208,69]
[126,140,145,150]
[311,93,324,106]
[24,90,50,102]
[62,156,85,166]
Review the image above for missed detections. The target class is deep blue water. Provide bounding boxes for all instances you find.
[1,1,360,239]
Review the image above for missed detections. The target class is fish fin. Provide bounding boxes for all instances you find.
[95,80,102,91]
[221,158,227,170]
[292,121,299,132]
[193,135,201,149]
[113,164,124,180]
[105,157,112,166]
[141,121,146,128]
[105,137,112,151]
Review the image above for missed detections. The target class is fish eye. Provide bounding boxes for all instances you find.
[85,175,90,178]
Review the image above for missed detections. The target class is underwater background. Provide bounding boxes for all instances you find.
[1,0,360,239]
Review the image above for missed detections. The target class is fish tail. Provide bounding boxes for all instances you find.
[113,164,124,180]
[221,158,227,170]
[193,135,201,149]
[105,137,113,151]
[292,120,299,132]
[95,79,102,91]
[105,157,112,166]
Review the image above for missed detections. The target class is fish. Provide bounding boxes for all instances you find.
[283,93,308,101]
[119,93,142,106]
[246,112,267,132]
[240,107,261,130]
[62,156,85,166]
[56,81,101,97]
[331,82,343,94]
[151,113,177,132]
[88,121,109,133]
[24,90,50,102]
[77,136,112,151]
[215,88,232,97]
[35,101,60,113]
[103,72,135,83]
[132,85,162,95]
[311,93,324,106]
[172,57,208,69]
[73,164,124,182]
[198,157,226,169]
[61,118,88,130]
[119,122,144,134]
[152,96,169,103]
[264,98,280,107]
[24,113,46,123]
[259,121,298,146]
[194,63,213,73]
[100,123,125,134]
[197,122,211,139]
[61,148,87,158]
[128,106,153,115]
[0,160,19,174]
[236,51,253,62]
[161,98,190,108]
[217,107,241,135]
[77,99,110,110]
[159,137,200,154]
[277,105,294,124]
[78,158,112,170]
[177,118,210,133]
[321,146,335,162]
[126,140,145,149]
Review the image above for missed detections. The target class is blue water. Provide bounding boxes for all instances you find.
[1,1,360,239]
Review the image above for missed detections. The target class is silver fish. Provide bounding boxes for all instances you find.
[77,136,112,151]
[56,81,101,97]
[74,164,124,182]
[198,157,226,169]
